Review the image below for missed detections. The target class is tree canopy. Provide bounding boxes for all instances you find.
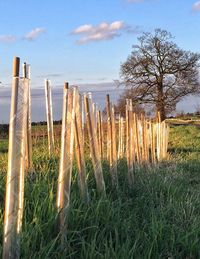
[120,29,200,120]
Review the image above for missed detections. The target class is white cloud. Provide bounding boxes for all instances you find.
[24,27,46,41]
[192,1,200,11]
[0,35,16,43]
[72,21,138,44]
[73,24,93,34]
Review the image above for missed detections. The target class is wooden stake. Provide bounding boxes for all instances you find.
[74,91,89,203]
[106,95,118,187]
[149,122,155,164]
[3,57,20,259]
[17,77,29,242]
[141,114,146,163]
[45,79,54,155]
[128,100,135,165]
[121,117,125,158]
[133,113,141,164]
[156,112,161,161]
[111,104,118,187]
[84,94,105,194]
[81,95,85,148]
[3,57,29,259]
[126,100,134,185]
[97,110,104,160]
[23,63,32,169]
[27,65,32,169]
[152,122,157,163]
[106,95,112,164]
[57,85,75,245]
[144,118,149,163]
[117,114,122,159]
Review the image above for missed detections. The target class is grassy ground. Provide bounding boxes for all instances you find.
[1,125,200,258]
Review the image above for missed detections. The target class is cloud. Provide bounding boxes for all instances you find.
[192,1,200,11]
[24,27,46,41]
[71,21,139,44]
[73,24,93,34]
[0,35,16,43]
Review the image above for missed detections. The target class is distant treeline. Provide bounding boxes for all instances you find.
[0,112,200,138]
[0,120,62,138]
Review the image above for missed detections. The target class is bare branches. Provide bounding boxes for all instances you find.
[120,28,200,120]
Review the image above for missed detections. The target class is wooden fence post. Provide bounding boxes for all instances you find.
[141,114,146,163]
[84,94,105,195]
[126,100,134,185]
[23,63,32,169]
[111,104,118,186]
[118,114,122,159]
[156,112,161,161]
[161,121,168,159]
[45,79,54,155]
[128,100,135,166]
[57,84,75,244]
[81,95,85,148]
[3,57,29,259]
[133,113,141,164]
[97,110,104,160]
[74,91,89,203]
[106,95,118,188]
[27,65,32,169]
[149,122,155,164]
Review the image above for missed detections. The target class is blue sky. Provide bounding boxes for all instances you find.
[0,0,200,88]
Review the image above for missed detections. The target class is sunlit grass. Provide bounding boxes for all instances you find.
[1,125,200,258]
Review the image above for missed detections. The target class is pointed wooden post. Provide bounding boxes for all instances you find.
[121,116,125,158]
[143,117,149,163]
[152,122,157,163]
[3,57,29,259]
[165,123,169,158]
[128,100,135,165]
[45,79,54,155]
[156,112,161,161]
[106,95,118,188]
[126,100,134,185]
[149,121,156,164]
[3,57,20,259]
[23,63,32,169]
[74,91,89,203]
[81,95,85,148]
[133,113,141,164]
[161,120,168,159]
[27,65,32,169]
[111,104,118,186]
[84,94,105,195]
[97,110,104,160]
[118,114,122,159]
[141,113,146,163]
[57,84,76,245]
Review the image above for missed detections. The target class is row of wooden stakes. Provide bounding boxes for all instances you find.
[2,57,169,258]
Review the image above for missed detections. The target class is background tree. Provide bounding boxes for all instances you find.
[115,89,145,117]
[120,29,200,121]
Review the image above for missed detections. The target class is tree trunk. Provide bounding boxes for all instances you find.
[157,85,166,121]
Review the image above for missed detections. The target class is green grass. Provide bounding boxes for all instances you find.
[1,125,200,258]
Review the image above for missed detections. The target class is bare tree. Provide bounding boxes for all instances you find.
[115,89,145,117]
[120,29,200,121]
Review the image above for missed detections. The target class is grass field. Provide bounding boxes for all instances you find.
[1,125,200,258]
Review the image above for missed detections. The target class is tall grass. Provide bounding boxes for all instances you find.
[1,125,200,258]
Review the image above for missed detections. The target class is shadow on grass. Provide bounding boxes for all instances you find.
[0,148,8,154]
[168,147,200,153]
